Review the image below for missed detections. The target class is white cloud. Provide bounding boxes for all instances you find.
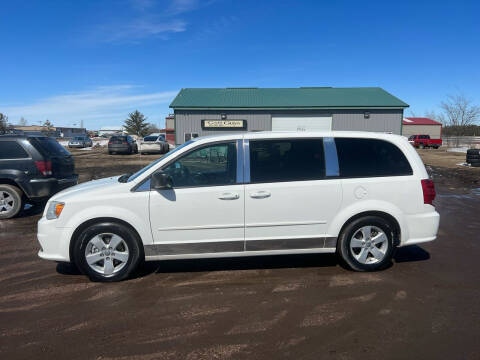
[89,0,218,43]
[2,85,178,128]
[167,0,199,15]
[97,19,187,42]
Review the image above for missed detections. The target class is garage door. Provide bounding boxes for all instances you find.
[272,115,332,132]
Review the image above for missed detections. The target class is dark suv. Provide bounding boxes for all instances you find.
[108,135,138,155]
[0,135,78,219]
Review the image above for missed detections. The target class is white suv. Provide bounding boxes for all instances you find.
[37,132,439,282]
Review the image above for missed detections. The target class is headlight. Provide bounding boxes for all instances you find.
[46,201,65,220]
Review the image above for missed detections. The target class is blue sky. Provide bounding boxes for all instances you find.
[1,0,479,129]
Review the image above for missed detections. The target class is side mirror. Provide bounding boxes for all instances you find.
[151,171,173,190]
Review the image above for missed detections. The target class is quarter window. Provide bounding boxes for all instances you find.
[335,138,413,177]
[162,142,237,187]
[249,139,325,183]
[0,141,29,159]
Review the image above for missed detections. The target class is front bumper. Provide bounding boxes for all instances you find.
[26,175,78,200]
[401,210,440,246]
[37,216,72,262]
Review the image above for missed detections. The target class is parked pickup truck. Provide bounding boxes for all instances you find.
[408,135,442,149]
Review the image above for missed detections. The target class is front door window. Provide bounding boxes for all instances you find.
[162,142,237,187]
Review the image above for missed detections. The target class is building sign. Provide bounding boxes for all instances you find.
[201,119,247,130]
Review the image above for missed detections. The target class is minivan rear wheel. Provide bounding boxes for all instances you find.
[0,184,23,219]
[338,216,394,271]
[73,222,143,282]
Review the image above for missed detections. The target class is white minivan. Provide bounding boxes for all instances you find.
[37,132,440,282]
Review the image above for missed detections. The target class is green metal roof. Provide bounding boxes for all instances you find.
[170,87,409,110]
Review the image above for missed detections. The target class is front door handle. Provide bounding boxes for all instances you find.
[249,191,271,199]
[218,192,240,200]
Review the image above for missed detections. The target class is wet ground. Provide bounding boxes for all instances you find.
[1,149,480,359]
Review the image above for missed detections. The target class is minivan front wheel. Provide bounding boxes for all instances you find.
[74,222,142,282]
[338,216,394,271]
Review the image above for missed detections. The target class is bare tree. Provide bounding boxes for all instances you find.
[0,113,8,134]
[440,93,480,131]
[424,110,446,125]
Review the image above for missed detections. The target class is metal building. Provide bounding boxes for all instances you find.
[170,87,409,145]
[402,117,442,139]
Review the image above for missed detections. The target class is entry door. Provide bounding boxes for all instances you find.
[149,141,244,254]
[244,138,342,250]
[272,115,332,132]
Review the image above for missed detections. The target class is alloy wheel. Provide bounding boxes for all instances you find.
[84,233,130,276]
[0,190,15,214]
[349,225,389,264]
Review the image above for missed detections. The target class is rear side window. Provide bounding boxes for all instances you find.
[250,139,325,183]
[335,138,412,177]
[30,138,70,157]
[0,141,29,159]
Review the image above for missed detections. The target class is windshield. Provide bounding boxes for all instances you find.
[127,140,194,182]
[143,136,158,141]
[74,136,85,140]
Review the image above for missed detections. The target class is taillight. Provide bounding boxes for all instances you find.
[421,179,436,205]
[35,161,52,177]
[122,141,128,144]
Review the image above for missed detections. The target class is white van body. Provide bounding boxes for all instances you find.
[37,131,439,281]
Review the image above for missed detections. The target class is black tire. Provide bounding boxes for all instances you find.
[471,162,480,167]
[433,146,439,149]
[73,222,143,282]
[337,216,394,272]
[467,149,480,155]
[0,184,24,220]
[468,159,480,165]
[466,155,480,160]
[418,143,425,149]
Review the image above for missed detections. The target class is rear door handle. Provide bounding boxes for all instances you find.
[218,192,240,200]
[249,191,271,199]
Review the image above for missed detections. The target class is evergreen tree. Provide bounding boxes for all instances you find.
[124,110,149,137]
[0,113,8,134]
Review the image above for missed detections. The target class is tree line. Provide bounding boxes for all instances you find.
[0,110,160,137]
[414,92,480,137]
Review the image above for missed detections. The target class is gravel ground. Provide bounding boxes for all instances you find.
[1,147,479,359]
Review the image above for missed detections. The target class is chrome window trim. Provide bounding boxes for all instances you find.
[323,137,340,177]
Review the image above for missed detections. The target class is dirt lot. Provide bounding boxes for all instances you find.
[1,147,479,359]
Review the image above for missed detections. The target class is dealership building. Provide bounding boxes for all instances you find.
[169,87,409,144]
